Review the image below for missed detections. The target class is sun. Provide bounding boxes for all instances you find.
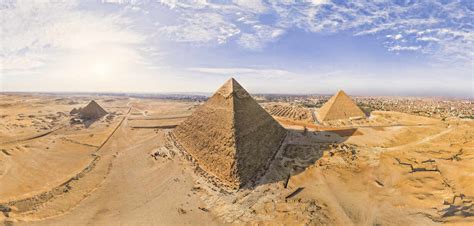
[92,61,111,77]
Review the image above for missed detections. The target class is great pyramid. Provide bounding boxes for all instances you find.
[317,90,366,121]
[78,100,107,120]
[173,78,287,188]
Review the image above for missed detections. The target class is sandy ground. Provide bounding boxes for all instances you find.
[0,94,472,225]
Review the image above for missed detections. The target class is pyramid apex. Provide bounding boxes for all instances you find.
[317,90,365,121]
[216,77,249,98]
[336,90,346,95]
[173,77,286,188]
[225,77,239,87]
[79,100,107,119]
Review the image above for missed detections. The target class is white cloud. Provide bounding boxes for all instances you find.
[417,36,440,42]
[2,0,472,95]
[152,0,473,64]
[157,0,274,49]
[307,0,330,5]
[161,13,240,44]
[187,67,295,79]
[237,25,285,50]
[0,0,159,93]
[1,0,146,74]
[393,34,403,40]
[388,45,421,51]
[2,55,46,72]
[233,0,267,14]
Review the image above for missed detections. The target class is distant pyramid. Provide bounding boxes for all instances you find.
[317,90,365,121]
[173,78,287,188]
[78,100,107,120]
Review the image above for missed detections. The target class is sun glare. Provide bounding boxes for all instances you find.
[93,61,111,77]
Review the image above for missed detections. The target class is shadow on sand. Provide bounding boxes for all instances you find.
[244,127,359,190]
[82,118,100,128]
[70,116,102,128]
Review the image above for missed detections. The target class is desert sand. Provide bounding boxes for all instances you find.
[0,90,473,225]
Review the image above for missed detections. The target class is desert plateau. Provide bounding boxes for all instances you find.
[0,79,473,225]
[2,1,473,225]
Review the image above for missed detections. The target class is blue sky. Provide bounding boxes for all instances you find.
[1,0,473,97]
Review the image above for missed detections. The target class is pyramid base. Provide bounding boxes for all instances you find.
[169,131,288,190]
[169,132,240,190]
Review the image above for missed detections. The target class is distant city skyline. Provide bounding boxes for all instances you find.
[1,0,473,98]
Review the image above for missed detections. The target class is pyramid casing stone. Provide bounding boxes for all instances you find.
[79,100,107,120]
[173,78,287,188]
[317,90,365,121]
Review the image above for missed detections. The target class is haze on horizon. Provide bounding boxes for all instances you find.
[1,0,473,98]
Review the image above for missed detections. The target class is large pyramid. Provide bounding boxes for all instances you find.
[173,78,287,188]
[78,100,107,120]
[317,90,366,122]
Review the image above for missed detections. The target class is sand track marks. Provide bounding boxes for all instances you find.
[386,126,452,151]
[60,137,99,148]
[1,107,132,222]
[0,126,64,146]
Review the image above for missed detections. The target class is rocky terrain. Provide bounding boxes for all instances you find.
[262,103,315,122]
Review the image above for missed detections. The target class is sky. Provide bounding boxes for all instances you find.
[1,0,473,98]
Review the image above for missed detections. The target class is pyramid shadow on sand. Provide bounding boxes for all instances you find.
[70,100,108,128]
[173,77,359,189]
[245,127,358,189]
[82,118,100,128]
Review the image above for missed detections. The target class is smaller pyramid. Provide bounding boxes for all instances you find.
[78,100,107,120]
[317,90,365,121]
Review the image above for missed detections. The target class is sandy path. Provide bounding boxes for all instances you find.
[386,126,454,151]
[21,104,218,225]
[0,125,65,145]
[0,107,132,213]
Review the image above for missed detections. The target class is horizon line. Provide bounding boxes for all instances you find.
[1,91,472,100]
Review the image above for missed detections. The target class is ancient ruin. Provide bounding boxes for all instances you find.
[173,78,287,188]
[317,90,366,121]
[78,100,107,120]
